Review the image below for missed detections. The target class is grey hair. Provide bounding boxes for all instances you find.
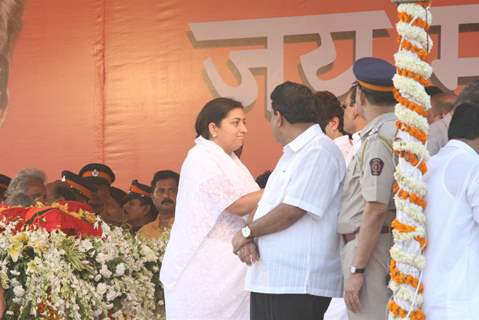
[6,192,34,206]
[4,168,46,205]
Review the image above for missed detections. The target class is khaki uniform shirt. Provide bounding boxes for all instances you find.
[337,112,397,234]
[138,216,173,240]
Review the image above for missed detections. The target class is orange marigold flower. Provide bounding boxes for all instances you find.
[394,89,428,118]
[415,236,427,250]
[392,219,416,233]
[397,68,430,87]
[395,150,428,175]
[398,11,430,31]
[397,37,429,61]
[390,260,424,293]
[396,120,428,144]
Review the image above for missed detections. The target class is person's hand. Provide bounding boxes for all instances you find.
[237,242,260,265]
[232,230,250,254]
[0,287,5,319]
[344,273,364,313]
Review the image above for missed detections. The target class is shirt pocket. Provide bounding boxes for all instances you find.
[261,161,293,206]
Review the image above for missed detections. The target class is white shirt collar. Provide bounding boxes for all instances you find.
[446,139,479,157]
[285,124,322,153]
[333,135,351,146]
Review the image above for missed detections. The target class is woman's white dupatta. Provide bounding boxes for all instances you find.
[160,136,259,289]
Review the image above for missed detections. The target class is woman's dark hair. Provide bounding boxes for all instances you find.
[314,91,345,134]
[195,98,244,139]
[448,102,479,140]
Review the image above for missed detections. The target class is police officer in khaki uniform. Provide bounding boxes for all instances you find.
[337,57,397,320]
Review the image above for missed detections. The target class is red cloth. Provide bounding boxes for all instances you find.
[0,206,29,232]
[0,202,102,237]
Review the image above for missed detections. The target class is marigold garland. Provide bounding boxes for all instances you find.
[390,260,424,293]
[389,300,426,320]
[414,236,427,249]
[397,37,429,61]
[391,219,417,233]
[394,89,428,118]
[394,150,428,175]
[392,184,427,209]
[398,12,430,30]
[397,68,430,87]
[396,121,427,144]
[389,1,432,319]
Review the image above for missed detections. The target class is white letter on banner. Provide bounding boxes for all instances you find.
[190,12,391,114]
[431,5,479,90]
[300,11,391,95]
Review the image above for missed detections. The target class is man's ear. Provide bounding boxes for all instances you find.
[329,116,340,131]
[276,111,286,127]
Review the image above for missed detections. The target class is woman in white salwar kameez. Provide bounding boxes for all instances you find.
[160,98,263,320]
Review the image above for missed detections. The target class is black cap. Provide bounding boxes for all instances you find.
[127,180,152,200]
[61,170,97,200]
[0,174,11,191]
[353,57,396,93]
[78,163,115,186]
[111,186,127,206]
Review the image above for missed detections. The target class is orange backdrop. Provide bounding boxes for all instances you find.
[2,0,479,189]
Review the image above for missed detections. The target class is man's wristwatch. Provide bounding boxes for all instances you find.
[241,225,252,239]
[350,266,365,274]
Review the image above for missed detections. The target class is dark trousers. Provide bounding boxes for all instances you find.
[251,292,331,320]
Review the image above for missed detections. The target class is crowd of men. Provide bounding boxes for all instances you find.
[0,163,272,240]
[0,165,180,240]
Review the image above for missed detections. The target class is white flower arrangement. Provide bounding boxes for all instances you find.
[390,281,424,306]
[396,200,427,225]
[394,51,432,78]
[389,2,432,319]
[395,105,429,132]
[393,140,430,161]
[394,76,431,110]
[390,246,426,270]
[399,3,432,25]
[396,22,432,51]
[0,211,170,320]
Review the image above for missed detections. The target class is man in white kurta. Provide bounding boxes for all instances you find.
[423,105,479,319]
[245,123,345,319]
[232,81,346,320]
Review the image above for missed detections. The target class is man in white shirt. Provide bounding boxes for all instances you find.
[232,81,346,320]
[314,90,354,166]
[423,101,479,319]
